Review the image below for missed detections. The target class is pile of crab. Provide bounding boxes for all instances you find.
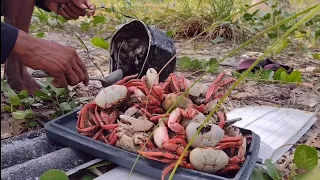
[76,68,252,180]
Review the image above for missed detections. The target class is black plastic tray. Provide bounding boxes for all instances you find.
[44,108,260,180]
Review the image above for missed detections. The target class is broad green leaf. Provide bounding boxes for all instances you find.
[12,111,26,120]
[261,70,274,80]
[25,109,35,119]
[312,53,320,60]
[20,97,35,105]
[243,13,252,21]
[250,166,273,180]
[265,159,283,180]
[91,36,109,49]
[93,15,105,25]
[261,13,271,21]
[280,71,289,82]
[211,36,225,44]
[39,169,69,180]
[178,56,192,69]
[80,22,90,31]
[294,145,318,171]
[274,68,286,80]
[58,16,68,23]
[59,102,72,112]
[34,90,52,100]
[28,120,38,127]
[191,59,201,70]
[231,71,241,78]
[1,105,12,112]
[18,90,28,99]
[9,94,20,106]
[36,32,45,38]
[49,85,67,97]
[288,70,302,83]
[208,58,218,66]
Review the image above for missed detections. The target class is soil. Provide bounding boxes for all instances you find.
[1,26,319,178]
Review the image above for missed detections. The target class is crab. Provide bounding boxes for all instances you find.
[115,126,154,153]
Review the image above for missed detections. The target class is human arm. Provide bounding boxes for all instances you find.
[1,22,89,87]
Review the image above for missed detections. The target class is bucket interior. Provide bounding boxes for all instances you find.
[110,20,150,78]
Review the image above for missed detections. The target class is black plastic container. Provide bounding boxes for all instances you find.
[109,19,177,82]
[44,108,260,180]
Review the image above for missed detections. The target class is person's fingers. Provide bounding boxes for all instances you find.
[75,58,89,86]
[52,75,68,88]
[58,7,72,20]
[86,4,96,17]
[68,3,86,16]
[65,69,80,86]
[72,65,85,84]
[72,0,88,9]
[61,4,79,19]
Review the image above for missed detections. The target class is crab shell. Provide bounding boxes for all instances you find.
[95,85,128,109]
[146,68,159,87]
[190,147,229,173]
[186,121,224,148]
[153,121,169,148]
[118,115,154,132]
[181,112,216,128]
[187,81,209,97]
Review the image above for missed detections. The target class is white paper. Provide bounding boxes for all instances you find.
[226,106,317,162]
[94,166,157,180]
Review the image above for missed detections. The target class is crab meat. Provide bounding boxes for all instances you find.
[95,85,128,109]
[186,121,225,148]
[118,115,154,132]
[190,148,229,173]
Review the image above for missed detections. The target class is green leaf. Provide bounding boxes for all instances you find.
[34,90,52,100]
[40,169,69,180]
[80,175,95,180]
[18,90,28,99]
[178,56,192,69]
[12,111,26,120]
[288,70,302,83]
[36,32,45,38]
[261,70,274,80]
[91,36,110,49]
[250,166,273,180]
[211,36,225,44]
[294,145,318,171]
[243,13,252,21]
[265,159,283,180]
[268,32,277,39]
[59,102,72,112]
[20,97,35,105]
[274,68,286,80]
[190,59,201,70]
[25,109,35,119]
[1,105,13,112]
[9,93,20,106]
[261,13,271,21]
[58,16,68,23]
[28,120,38,127]
[166,30,174,38]
[92,15,105,25]
[80,22,90,31]
[280,71,289,82]
[312,53,320,60]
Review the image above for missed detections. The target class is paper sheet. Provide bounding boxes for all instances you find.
[226,106,317,162]
[94,166,157,180]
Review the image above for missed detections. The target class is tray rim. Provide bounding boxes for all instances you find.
[44,108,260,180]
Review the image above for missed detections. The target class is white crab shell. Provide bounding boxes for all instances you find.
[94,85,128,109]
[146,68,159,87]
[190,148,229,173]
[186,121,224,148]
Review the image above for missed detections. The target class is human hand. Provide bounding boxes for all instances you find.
[10,30,89,88]
[49,0,96,16]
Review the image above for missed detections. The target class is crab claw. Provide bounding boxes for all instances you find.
[95,85,128,109]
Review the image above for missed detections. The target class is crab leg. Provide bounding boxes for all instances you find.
[162,161,194,180]
[217,111,226,128]
[115,73,138,85]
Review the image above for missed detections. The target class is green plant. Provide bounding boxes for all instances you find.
[1,80,37,127]
[250,144,319,180]
[178,56,219,73]
[40,169,69,180]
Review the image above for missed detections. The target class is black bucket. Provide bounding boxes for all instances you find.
[109,19,176,82]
